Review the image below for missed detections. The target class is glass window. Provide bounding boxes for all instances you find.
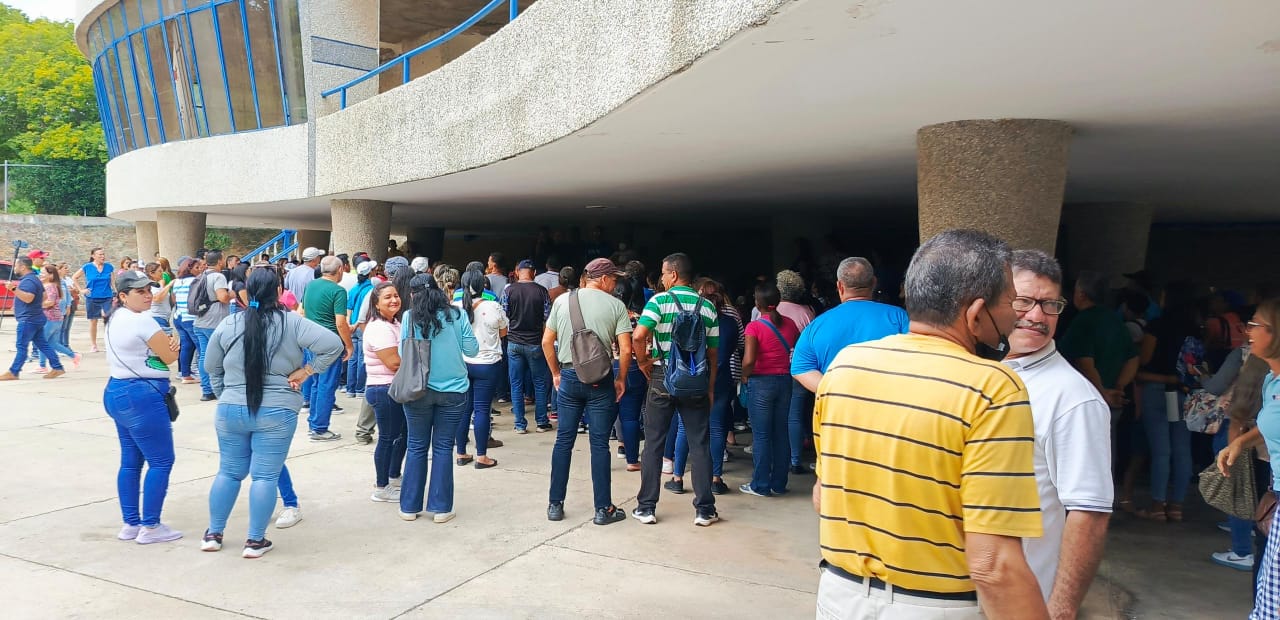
[215,2,255,130]
[145,25,182,142]
[140,0,160,25]
[104,51,136,150]
[275,0,306,123]
[130,32,162,143]
[245,0,283,128]
[186,8,231,135]
[162,19,201,139]
[120,0,141,30]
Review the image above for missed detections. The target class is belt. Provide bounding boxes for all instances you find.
[560,363,573,369]
[819,560,978,602]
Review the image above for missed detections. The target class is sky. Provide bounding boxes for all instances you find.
[7,0,76,22]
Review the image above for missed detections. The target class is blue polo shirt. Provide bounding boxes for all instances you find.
[790,299,909,375]
[13,272,46,323]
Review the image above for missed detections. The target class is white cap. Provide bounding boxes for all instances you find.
[302,247,325,261]
[411,256,430,273]
[356,260,378,276]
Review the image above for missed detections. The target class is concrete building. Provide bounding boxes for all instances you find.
[74,0,1280,287]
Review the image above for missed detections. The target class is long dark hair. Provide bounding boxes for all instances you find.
[243,268,284,413]
[391,266,413,320]
[370,281,398,323]
[409,274,458,337]
[460,269,486,324]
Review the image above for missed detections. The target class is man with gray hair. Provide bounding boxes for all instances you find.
[1059,271,1138,409]
[300,255,353,441]
[812,230,1044,619]
[1000,249,1112,617]
[285,247,325,302]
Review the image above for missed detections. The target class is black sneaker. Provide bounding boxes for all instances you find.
[664,479,686,494]
[790,465,809,475]
[242,538,273,558]
[332,403,344,413]
[547,501,565,521]
[594,505,626,526]
[694,509,720,527]
[631,507,657,524]
[536,423,554,433]
[616,445,625,459]
[200,393,216,402]
[711,480,730,495]
[577,423,588,434]
[200,530,223,552]
[609,429,618,441]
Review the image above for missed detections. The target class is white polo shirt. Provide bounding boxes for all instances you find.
[1004,341,1113,600]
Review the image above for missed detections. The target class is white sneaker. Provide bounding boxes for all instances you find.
[135,523,183,544]
[117,524,141,541]
[275,506,302,529]
[433,512,455,524]
[1211,551,1254,571]
[661,459,673,475]
[399,511,420,521]
[388,477,402,489]
[371,486,400,502]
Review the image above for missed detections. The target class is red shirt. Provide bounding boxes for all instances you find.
[746,315,800,376]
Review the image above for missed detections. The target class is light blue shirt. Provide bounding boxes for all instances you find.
[1257,372,1280,491]
[401,308,479,394]
[790,299,909,376]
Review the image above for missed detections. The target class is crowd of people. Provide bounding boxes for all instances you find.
[5,230,1279,619]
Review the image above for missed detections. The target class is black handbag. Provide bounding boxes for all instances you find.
[164,385,180,422]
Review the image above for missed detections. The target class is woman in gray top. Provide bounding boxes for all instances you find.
[200,266,343,558]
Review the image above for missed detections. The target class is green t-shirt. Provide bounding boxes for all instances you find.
[1059,305,1138,389]
[302,277,347,333]
[545,287,632,365]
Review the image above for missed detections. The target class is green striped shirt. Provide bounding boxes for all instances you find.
[637,285,720,359]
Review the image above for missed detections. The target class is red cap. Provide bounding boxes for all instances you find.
[27,250,48,259]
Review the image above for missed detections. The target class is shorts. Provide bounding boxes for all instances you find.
[86,297,113,320]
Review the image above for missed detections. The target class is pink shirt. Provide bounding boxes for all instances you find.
[745,316,800,376]
[777,301,814,332]
[362,319,401,386]
[42,283,63,321]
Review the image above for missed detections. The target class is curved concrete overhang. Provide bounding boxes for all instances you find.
[74,0,108,56]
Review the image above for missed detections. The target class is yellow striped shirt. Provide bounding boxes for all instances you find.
[813,333,1041,594]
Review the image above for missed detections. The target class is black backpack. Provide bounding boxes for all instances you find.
[187,273,214,317]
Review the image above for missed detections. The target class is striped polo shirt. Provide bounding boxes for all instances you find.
[637,285,720,360]
[813,333,1041,595]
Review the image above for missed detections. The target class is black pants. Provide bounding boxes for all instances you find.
[638,365,714,512]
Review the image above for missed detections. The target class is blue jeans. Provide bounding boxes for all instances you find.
[1141,382,1192,504]
[616,360,647,464]
[366,385,407,487]
[278,464,298,508]
[401,390,468,514]
[10,318,61,374]
[1214,420,1254,556]
[674,373,732,478]
[37,319,76,367]
[194,327,215,395]
[549,368,619,509]
[174,317,198,378]
[306,352,342,433]
[104,377,175,527]
[787,380,813,466]
[508,342,551,430]
[459,362,500,456]
[746,374,792,494]
[345,330,366,395]
[207,404,297,541]
[60,307,74,346]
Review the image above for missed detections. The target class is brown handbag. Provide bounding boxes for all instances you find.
[1257,490,1277,536]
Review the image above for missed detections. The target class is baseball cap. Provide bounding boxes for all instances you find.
[384,256,410,277]
[584,258,625,280]
[27,250,48,259]
[516,259,535,271]
[302,247,325,261]
[410,256,430,274]
[115,271,159,291]
[356,260,378,276]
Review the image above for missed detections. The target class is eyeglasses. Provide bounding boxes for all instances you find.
[1011,296,1067,315]
[1246,321,1272,332]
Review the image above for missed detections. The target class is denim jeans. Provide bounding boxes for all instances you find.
[306,352,342,433]
[1141,382,1191,503]
[366,384,408,487]
[616,360,647,464]
[787,380,813,466]
[194,326,215,394]
[10,318,61,374]
[207,404,297,541]
[508,342,551,430]
[60,307,74,346]
[459,362,500,456]
[674,373,732,478]
[639,365,714,512]
[36,319,76,367]
[746,374,792,494]
[104,377,175,527]
[345,330,366,396]
[401,389,469,514]
[549,368,620,510]
[1214,420,1255,556]
[278,464,298,508]
[174,317,198,378]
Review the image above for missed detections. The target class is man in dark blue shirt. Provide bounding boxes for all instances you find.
[2,257,65,380]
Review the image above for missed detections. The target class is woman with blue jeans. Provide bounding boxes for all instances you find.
[739,283,800,496]
[102,270,182,544]
[363,282,408,502]
[1135,299,1200,522]
[399,274,479,523]
[611,274,649,470]
[202,266,343,558]
[454,270,508,469]
[37,266,80,372]
[171,258,200,383]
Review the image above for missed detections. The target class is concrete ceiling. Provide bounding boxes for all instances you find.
[323,0,1280,229]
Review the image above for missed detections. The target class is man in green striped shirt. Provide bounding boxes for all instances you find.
[632,253,721,526]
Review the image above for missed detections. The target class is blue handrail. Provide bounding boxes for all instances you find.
[245,229,298,263]
[321,0,520,109]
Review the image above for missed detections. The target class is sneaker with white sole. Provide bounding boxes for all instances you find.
[433,512,456,524]
[371,486,400,502]
[388,477,402,489]
[201,530,224,552]
[117,524,141,541]
[694,510,720,527]
[1211,551,1254,571]
[632,508,658,524]
[399,511,420,521]
[135,523,183,544]
[275,506,302,529]
[661,459,673,475]
[242,538,273,559]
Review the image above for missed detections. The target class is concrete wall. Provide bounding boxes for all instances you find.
[0,215,278,266]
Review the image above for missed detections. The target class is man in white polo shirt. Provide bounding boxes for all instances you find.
[1002,249,1113,619]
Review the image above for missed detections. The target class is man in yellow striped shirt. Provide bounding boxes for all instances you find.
[812,229,1046,620]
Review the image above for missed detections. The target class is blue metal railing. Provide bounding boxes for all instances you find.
[245,229,298,263]
[321,0,520,110]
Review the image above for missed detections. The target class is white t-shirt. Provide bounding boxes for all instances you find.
[1004,342,1114,600]
[340,272,357,292]
[105,308,170,380]
[457,299,508,365]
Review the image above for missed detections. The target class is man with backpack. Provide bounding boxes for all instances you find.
[190,250,232,401]
[632,253,720,527]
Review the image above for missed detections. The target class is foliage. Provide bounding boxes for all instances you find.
[8,159,104,216]
[204,230,233,251]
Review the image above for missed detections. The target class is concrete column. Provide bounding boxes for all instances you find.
[299,0,380,117]
[295,230,332,258]
[135,221,158,262]
[407,227,445,264]
[331,200,392,263]
[1062,203,1153,276]
[156,211,206,262]
[917,119,1073,252]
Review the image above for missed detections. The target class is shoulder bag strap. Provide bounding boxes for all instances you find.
[758,318,791,353]
[568,290,587,333]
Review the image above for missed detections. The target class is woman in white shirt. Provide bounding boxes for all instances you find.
[363,282,407,501]
[170,258,201,383]
[454,270,509,469]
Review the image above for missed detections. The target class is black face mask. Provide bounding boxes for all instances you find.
[974,306,1011,362]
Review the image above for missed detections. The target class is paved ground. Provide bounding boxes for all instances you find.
[0,319,1257,618]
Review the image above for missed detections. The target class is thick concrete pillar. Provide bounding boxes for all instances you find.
[331,200,392,263]
[295,230,332,259]
[407,227,445,264]
[1062,203,1153,276]
[917,119,1073,252]
[135,221,158,262]
[156,211,206,262]
[299,0,380,117]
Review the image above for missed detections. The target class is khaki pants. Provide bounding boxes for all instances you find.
[816,569,984,620]
[356,399,376,438]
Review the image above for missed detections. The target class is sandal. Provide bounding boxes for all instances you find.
[455,455,473,466]
[1136,502,1167,522]
[1167,504,1184,522]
